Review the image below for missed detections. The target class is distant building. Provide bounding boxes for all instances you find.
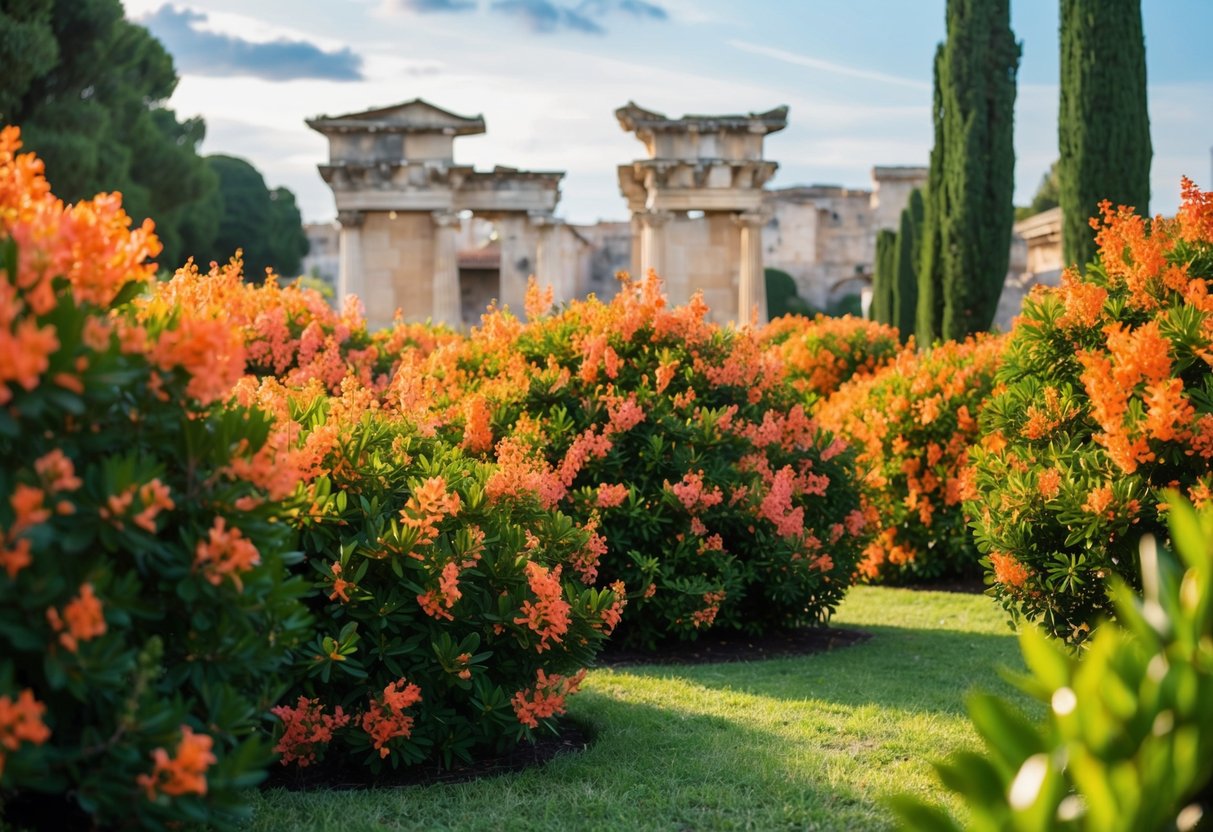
[762,167,928,313]
[995,206,1063,330]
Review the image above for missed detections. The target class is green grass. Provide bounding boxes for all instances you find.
[247,586,1034,831]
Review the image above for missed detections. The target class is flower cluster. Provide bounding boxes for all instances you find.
[967,179,1213,643]
[818,335,1003,582]
[760,313,907,402]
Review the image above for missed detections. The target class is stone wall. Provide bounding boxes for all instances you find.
[361,211,435,329]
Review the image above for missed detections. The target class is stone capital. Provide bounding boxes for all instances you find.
[640,209,674,229]
[732,209,770,229]
[431,210,461,228]
[336,209,365,228]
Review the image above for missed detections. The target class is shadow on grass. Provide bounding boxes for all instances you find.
[606,624,1028,716]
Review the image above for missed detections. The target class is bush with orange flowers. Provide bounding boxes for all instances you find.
[967,179,1213,644]
[0,128,313,828]
[817,336,1003,583]
[759,313,907,403]
[267,390,621,771]
[145,257,456,394]
[412,277,867,649]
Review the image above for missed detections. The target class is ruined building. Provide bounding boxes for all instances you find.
[310,98,1051,330]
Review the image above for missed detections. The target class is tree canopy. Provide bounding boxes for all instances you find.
[0,0,306,276]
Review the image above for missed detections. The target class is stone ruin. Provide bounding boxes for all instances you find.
[309,98,1048,332]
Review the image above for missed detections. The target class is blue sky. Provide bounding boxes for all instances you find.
[123,0,1213,225]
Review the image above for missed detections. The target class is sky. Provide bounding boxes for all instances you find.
[121,0,1213,226]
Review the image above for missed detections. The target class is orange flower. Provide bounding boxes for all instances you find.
[400,476,461,547]
[417,561,461,620]
[0,689,51,778]
[271,697,350,767]
[1037,468,1062,500]
[511,669,586,729]
[1083,484,1115,517]
[8,484,49,540]
[0,538,32,578]
[194,516,260,591]
[33,450,82,493]
[46,582,106,652]
[328,562,354,603]
[361,679,422,758]
[990,551,1030,589]
[136,726,216,800]
[513,561,571,652]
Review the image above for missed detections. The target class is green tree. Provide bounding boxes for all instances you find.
[267,187,309,278]
[1014,159,1060,220]
[918,0,1020,343]
[0,0,58,120]
[764,267,813,319]
[917,45,947,346]
[1059,0,1151,268]
[893,188,924,343]
[203,155,306,281]
[1,0,218,270]
[871,229,897,325]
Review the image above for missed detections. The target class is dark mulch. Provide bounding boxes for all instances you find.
[597,625,871,667]
[262,720,593,792]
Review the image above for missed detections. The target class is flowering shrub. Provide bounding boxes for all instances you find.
[145,258,456,394]
[0,128,311,828]
[818,336,1003,582]
[267,389,621,770]
[967,180,1213,644]
[404,277,867,648]
[892,496,1213,831]
[759,314,906,403]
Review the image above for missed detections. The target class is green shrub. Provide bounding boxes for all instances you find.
[890,494,1213,831]
[404,278,868,648]
[966,180,1213,644]
[264,385,623,770]
[0,128,310,829]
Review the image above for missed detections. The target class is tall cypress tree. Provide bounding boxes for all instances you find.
[893,188,925,343]
[872,229,898,325]
[919,0,1021,343]
[917,45,947,346]
[1059,0,1151,268]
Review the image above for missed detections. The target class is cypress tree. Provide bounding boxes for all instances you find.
[1059,0,1151,268]
[919,0,1021,343]
[917,45,947,346]
[872,229,898,325]
[893,188,925,343]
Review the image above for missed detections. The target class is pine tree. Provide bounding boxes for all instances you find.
[1059,0,1151,268]
[893,188,925,343]
[872,230,898,325]
[919,0,1021,343]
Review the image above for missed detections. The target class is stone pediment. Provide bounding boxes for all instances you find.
[307,99,486,136]
[616,101,788,135]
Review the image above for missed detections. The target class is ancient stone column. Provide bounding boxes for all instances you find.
[735,210,768,325]
[496,213,533,313]
[431,210,461,327]
[531,212,562,302]
[640,209,671,283]
[337,210,365,306]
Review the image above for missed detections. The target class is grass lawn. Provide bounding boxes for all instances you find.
[248,586,1035,831]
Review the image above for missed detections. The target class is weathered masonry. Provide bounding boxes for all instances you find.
[616,102,787,324]
[308,99,577,330]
